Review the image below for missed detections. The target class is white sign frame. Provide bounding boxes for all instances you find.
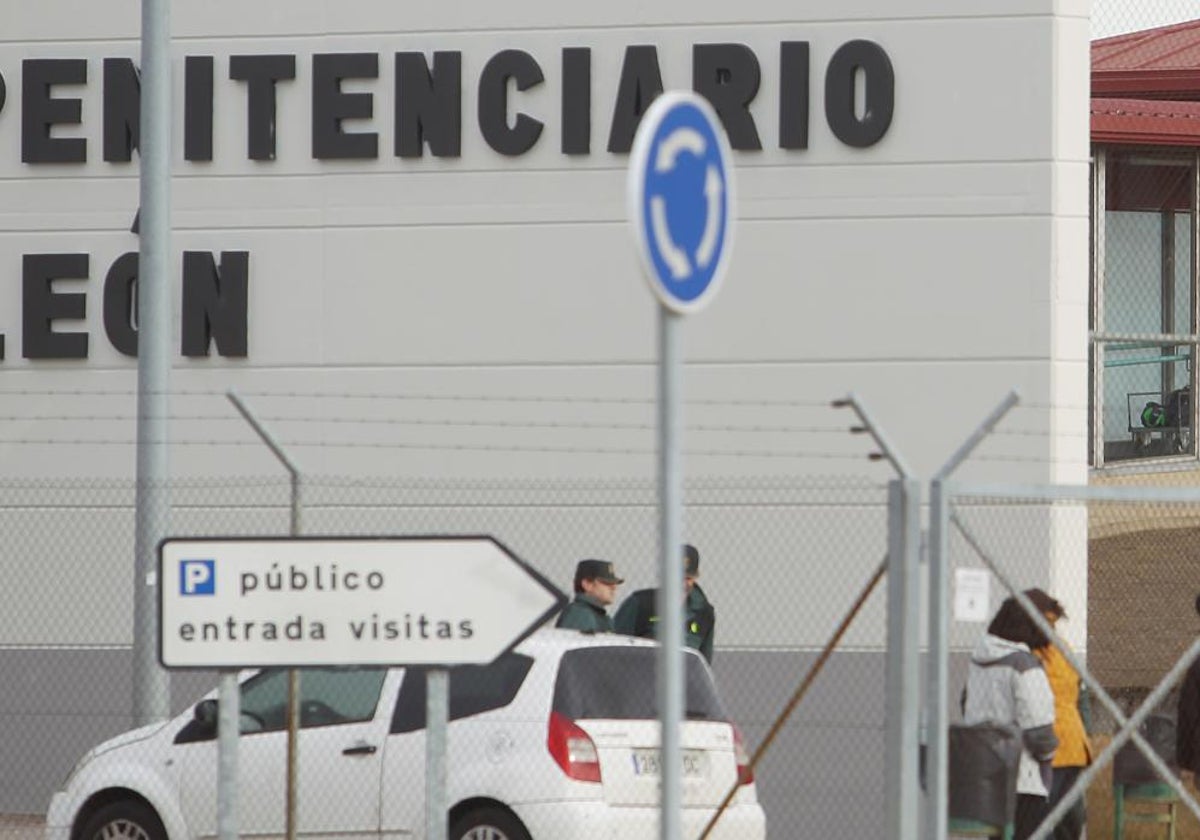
[158,535,566,669]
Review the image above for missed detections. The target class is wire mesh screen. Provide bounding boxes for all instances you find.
[1,473,889,840]
[1097,149,1197,466]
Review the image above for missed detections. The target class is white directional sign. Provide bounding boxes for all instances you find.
[628,90,735,314]
[158,536,566,668]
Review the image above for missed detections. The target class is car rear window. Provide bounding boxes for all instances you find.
[552,647,727,721]
[390,652,534,733]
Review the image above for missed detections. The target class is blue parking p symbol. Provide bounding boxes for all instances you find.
[180,559,216,596]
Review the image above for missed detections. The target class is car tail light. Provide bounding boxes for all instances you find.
[547,711,601,782]
[732,724,754,785]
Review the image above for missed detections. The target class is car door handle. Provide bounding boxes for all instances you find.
[342,742,378,756]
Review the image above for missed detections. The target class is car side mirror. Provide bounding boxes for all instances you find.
[193,698,218,726]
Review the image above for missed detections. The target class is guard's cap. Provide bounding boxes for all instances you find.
[576,558,624,585]
[683,544,700,577]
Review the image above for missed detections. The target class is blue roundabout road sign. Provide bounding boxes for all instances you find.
[627,91,735,314]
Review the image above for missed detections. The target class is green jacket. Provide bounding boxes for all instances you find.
[612,584,715,663]
[555,594,614,633]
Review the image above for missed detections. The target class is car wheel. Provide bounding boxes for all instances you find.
[78,800,166,840]
[449,806,531,840]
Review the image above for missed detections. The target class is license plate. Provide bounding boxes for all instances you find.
[631,749,709,778]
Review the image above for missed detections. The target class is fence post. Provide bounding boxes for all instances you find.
[926,390,1019,840]
[927,477,950,840]
[837,393,918,840]
[885,477,922,840]
[227,390,304,840]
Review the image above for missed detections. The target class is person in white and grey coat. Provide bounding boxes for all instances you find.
[962,596,1059,840]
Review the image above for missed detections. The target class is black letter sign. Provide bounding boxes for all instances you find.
[182,251,249,357]
[394,52,462,158]
[22,59,88,163]
[231,54,297,161]
[103,252,139,357]
[607,46,663,154]
[478,50,544,156]
[103,58,140,162]
[561,48,590,155]
[23,253,89,359]
[692,44,762,151]
[779,42,810,150]
[312,53,379,160]
[185,56,215,161]
[825,40,894,148]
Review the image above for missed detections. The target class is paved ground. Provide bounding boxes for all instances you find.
[0,815,43,840]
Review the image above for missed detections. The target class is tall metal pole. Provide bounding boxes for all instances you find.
[926,390,1019,840]
[132,0,172,727]
[658,306,683,840]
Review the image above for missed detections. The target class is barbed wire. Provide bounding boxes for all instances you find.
[0,387,830,407]
[990,428,1088,438]
[1011,402,1090,411]
[0,438,1102,466]
[968,454,1090,465]
[0,413,863,436]
[0,388,1097,413]
[0,437,889,461]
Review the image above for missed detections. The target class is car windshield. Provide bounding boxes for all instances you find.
[552,647,727,721]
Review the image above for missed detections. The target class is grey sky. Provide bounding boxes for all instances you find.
[1092,0,1197,39]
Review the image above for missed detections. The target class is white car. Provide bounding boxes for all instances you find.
[46,629,766,840]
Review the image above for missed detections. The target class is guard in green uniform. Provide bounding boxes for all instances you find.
[555,559,624,633]
[613,544,716,663]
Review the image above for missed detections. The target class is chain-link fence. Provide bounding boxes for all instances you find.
[1,473,893,839]
[20,473,1200,837]
[944,480,1200,840]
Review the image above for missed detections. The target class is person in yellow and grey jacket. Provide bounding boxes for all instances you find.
[1025,588,1092,840]
[962,597,1057,839]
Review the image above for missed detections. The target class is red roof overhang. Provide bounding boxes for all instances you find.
[1092,97,1200,147]
[1092,69,1200,99]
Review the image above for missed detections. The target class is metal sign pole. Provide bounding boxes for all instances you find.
[216,672,239,840]
[426,669,449,839]
[626,88,733,840]
[658,305,684,840]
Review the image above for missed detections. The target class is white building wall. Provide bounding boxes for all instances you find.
[0,0,1090,646]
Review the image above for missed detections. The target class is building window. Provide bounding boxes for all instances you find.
[1092,147,1199,467]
